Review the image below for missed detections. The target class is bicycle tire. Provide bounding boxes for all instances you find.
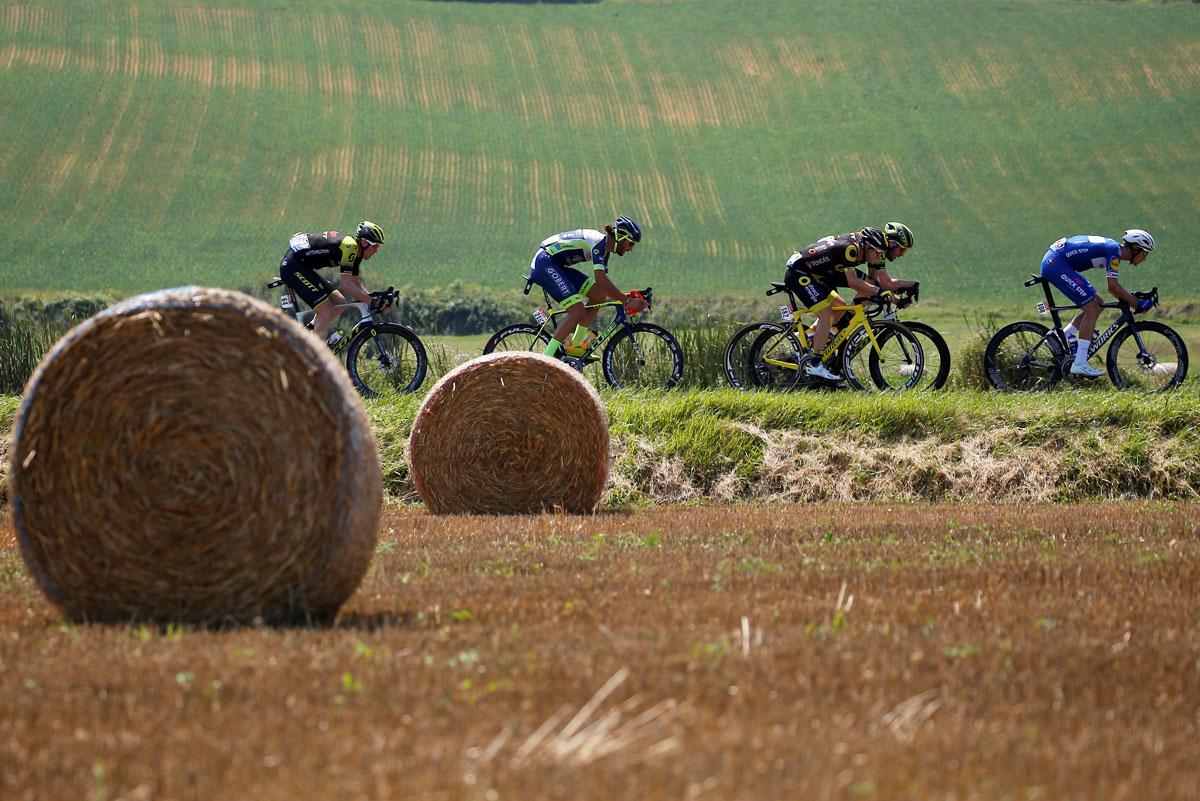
[723,321,803,390]
[483,323,552,354]
[1105,320,1189,392]
[899,320,951,390]
[602,323,684,390]
[862,321,926,391]
[345,322,428,398]
[984,321,1063,392]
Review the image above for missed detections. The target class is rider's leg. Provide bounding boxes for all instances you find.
[312,291,346,341]
[547,302,586,355]
[529,256,589,356]
[567,282,607,346]
[1072,296,1101,369]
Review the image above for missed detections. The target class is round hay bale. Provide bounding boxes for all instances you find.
[8,287,381,624]
[408,352,609,514]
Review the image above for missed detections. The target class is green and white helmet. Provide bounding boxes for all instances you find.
[883,221,914,249]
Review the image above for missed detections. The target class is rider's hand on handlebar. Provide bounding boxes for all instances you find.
[624,294,648,314]
[1135,297,1154,314]
[875,289,897,304]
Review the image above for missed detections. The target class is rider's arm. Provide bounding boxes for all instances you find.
[1106,275,1139,306]
[870,267,914,291]
[846,268,879,297]
[338,273,374,305]
[1104,253,1139,306]
[593,269,627,303]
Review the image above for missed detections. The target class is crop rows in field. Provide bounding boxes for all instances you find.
[1,0,1199,297]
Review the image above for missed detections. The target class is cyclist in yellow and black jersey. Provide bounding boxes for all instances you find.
[279,221,390,343]
[784,227,889,382]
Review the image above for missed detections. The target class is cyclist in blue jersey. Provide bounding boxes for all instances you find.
[1039,229,1156,377]
[527,215,647,358]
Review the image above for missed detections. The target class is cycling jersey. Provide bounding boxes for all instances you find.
[279,230,365,309]
[538,229,611,273]
[1044,235,1122,279]
[785,233,868,279]
[285,231,366,276]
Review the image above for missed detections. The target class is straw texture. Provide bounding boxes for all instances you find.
[408,352,609,514]
[9,287,381,624]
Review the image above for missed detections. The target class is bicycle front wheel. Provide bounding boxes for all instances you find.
[483,323,552,354]
[984,321,1063,392]
[899,320,951,390]
[1106,321,1189,392]
[345,323,428,397]
[724,322,803,390]
[836,321,924,391]
[602,323,684,389]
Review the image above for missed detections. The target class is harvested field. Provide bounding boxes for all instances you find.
[2,503,1198,800]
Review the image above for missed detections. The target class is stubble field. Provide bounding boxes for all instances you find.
[3,502,1198,800]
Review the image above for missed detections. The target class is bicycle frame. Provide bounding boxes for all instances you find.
[269,278,381,356]
[760,284,891,372]
[527,285,652,361]
[1024,275,1147,361]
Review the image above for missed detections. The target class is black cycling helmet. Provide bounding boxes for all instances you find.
[859,226,887,252]
[883,221,914,250]
[356,220,386,245]
[614,215,642,244]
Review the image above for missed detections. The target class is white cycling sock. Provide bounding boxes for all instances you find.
[1073,338,1091,366]
[1064,323,1078,338]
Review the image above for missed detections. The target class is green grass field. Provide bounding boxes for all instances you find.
[1,0,1199,302]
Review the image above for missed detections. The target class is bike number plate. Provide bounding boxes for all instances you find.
[1036,302,1049,315]
[532,308,550,326]
[779,304,794,322]
[280,293,295,310]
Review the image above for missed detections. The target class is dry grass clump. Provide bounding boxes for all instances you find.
[408,352,609,514]
[8,287,380,624]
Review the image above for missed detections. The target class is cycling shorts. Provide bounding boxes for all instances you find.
[1040,253,1097,306]
[280,251,337,309]
[529,249,595,308]
[784,267,845,310]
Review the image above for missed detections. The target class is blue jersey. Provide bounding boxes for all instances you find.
[538,229,610,273]
[1045,235,1122,279]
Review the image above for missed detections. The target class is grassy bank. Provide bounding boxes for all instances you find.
[4,377,1195,505]
[4,386,1196,505]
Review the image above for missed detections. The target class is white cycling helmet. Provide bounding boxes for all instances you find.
[1122,229,1155,253]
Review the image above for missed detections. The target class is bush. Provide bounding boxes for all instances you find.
[0,310,69,394]
[951,312,1004,390]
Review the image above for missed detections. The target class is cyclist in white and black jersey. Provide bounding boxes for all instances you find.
[527,215,647,358]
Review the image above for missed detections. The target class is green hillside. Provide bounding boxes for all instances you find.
[1,0,1198,303]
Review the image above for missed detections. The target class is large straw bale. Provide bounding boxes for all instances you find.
[408,352,609,514]
[8,287,381,624]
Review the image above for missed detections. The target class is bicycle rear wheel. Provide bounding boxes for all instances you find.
[899,320,951,390]
[724,322,803,390]
[1106,320,1189,392]
[345,323,428,397]
[984,321,1063,392]
[602,323,684,389]
[483,323,552,354]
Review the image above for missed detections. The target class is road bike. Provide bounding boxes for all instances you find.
[269,278,428,398]
[484,280,684,390]
[984,275,1188,392]
[723,283,925,391]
